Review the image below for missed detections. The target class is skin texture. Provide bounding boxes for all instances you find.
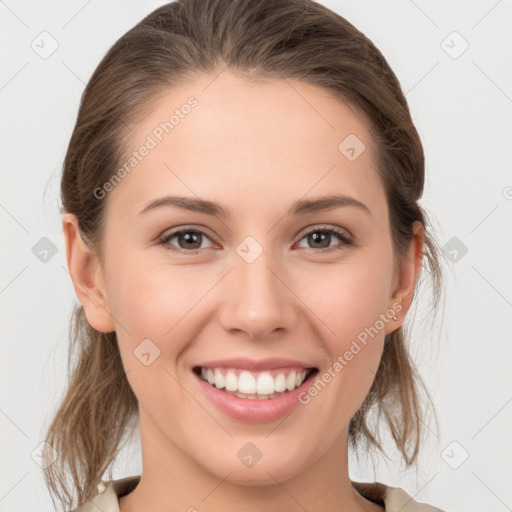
[63,70,423,512]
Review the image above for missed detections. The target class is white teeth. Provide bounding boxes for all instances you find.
[198,367,311,397]
[256,373,275,395]
[295,372,306,387]
[286,372,296,391]
[214,368,225,389]
[238,371,256,394]
[274,373,287,392]
[225,372,238,392]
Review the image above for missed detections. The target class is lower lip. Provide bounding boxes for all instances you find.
[194,370,317,423]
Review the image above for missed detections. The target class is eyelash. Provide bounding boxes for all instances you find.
[157,225,353,255]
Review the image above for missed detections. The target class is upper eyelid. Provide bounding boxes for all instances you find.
[299,224,352,238]
[159,225,217,243]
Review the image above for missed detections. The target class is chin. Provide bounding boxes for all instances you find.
[199,448,310,487]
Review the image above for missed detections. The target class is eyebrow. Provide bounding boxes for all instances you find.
[138,193,372,218]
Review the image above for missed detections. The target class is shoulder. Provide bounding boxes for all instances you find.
[71,476,141,512]
[73,476,447,512]
[352,480,447,512]
[384,485,447,511]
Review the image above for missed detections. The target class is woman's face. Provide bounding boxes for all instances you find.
[68,70,420,485]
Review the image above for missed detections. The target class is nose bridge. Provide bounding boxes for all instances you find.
[219,243,296,338]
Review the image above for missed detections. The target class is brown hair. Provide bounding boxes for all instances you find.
[45,0,445,509]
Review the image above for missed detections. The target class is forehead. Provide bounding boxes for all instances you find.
[107,70,386,221]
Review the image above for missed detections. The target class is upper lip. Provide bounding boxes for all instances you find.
[195,357,317,371]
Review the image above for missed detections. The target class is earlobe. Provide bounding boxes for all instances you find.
[386,221,424,332]
[62,213,116,333]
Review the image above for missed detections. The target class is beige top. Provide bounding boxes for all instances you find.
[72,475,447,512]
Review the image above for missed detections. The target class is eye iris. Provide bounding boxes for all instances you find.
[179,231,201,250]
[308,231,331,249]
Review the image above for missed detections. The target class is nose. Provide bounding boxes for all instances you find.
[218,253,298,340]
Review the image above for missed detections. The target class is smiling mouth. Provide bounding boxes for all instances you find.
[193,366,319,400]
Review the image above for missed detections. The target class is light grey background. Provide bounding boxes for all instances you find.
[1,1,511,511]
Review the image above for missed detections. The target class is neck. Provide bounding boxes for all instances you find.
[118,410,383,512]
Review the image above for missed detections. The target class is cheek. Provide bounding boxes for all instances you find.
[302,256,393,347]
[106,246,204,335]
[106,258,209,408]
[104,249,207,373]
[295,256,391,410]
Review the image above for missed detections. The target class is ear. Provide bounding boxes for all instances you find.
[62,213,116,333]
[385,220,424,334]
